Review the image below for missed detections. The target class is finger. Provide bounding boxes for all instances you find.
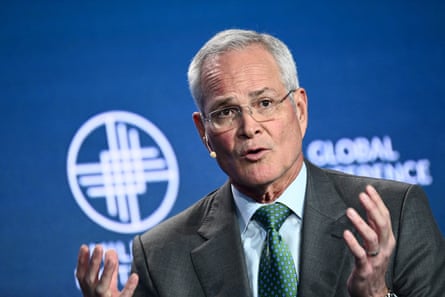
[365,185,388,215]
[361,186,392,240]
[360,190,384,222]
[95,250,118,295]
[359,192,383,236]
[109,250,119,290]
[76,244,90,280]
[120,273,139,297]
[346,208,379,253]
[85,245,104,288]
[76,244,92,294]
[343,229,367,266]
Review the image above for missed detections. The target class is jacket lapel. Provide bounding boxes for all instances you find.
[298,161,353,297]
[189,162,354,297]
[191,182,252,297]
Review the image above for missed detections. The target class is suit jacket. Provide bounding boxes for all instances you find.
[131,161,445,297]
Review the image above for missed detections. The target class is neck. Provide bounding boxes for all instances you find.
[232,159,304,204]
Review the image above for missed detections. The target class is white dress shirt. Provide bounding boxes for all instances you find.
[232,163,307,297]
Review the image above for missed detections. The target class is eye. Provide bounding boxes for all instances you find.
[211,106,239,119]
[257,97,276,109]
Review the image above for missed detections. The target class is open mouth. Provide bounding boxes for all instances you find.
[242,147,268,161]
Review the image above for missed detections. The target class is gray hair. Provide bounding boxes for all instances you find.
[187,29,300,111]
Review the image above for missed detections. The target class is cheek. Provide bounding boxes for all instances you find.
[211,132,236,154]
[275,118,302,150]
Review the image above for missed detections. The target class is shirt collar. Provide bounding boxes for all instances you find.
[232,163,307,234]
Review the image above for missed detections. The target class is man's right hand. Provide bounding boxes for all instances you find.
[76,244,139,297]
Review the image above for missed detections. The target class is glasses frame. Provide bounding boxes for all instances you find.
[203,89,296,132]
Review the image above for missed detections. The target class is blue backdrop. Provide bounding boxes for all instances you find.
[1,1,444,296]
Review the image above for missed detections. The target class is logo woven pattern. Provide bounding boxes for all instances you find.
[254,203,298,297]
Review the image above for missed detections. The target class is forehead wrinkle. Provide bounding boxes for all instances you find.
[248,87,278,98]
[200,47,283,110]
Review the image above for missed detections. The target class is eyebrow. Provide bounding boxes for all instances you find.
[247,87,275,98]
[207,87,278,112]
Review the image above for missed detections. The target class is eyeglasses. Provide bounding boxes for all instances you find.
[203,89,296,132]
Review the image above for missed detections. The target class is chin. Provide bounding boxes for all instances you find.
[238,170,277,187]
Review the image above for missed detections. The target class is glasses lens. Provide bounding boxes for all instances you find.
[207,90,292,131]
[213,117,231,130]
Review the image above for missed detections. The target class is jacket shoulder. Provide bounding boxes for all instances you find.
[137,187,219,245]
[306,160,424,210]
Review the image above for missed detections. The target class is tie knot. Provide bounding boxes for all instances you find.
[253,203,291,231]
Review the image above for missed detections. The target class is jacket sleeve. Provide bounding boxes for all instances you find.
[392,184,445,296]
[131,234,159,297]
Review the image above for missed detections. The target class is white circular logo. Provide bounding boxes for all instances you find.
[67,111,179,234]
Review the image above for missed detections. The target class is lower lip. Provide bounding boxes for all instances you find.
[242,150,268,161]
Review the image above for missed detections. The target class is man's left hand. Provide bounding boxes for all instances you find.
[343,185,396,297]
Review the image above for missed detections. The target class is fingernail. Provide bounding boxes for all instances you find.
[346,208,356,218]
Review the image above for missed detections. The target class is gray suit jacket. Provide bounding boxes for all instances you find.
[131,161,445,297]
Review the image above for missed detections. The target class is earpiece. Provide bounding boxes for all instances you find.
[203,135,217,158]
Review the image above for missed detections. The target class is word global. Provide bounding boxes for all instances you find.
[306,136,432,186]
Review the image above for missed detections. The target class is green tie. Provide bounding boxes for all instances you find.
[254,203,298,297]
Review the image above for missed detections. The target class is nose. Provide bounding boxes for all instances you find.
[237,106,262,138]
[240,105,262,121]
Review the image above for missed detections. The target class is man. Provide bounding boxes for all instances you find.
[76,29,445,297]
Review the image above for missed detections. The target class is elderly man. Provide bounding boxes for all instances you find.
[76,29,445,297]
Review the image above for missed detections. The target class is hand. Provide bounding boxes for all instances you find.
[343,185,396,297]
[76,244,139,297]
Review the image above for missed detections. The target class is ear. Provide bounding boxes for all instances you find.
[294,88,308,137]
[192,112,206,143]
